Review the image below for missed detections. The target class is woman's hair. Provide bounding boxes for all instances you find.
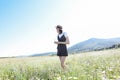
[59,29,62,34]
[56,25,63,34]
[56,25,62,29]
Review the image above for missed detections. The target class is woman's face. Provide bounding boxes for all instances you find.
[56,28,60,33]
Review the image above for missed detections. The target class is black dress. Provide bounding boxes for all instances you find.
[57,34,68,56]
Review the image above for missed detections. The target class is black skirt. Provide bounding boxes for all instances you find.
[57,44,68,56]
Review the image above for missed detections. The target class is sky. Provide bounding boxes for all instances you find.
[0,0,120,57]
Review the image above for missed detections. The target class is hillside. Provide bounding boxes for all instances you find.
[0,49,120,80]
[23,37,120,57]
[68,37,120,53]
[29,52,56,57]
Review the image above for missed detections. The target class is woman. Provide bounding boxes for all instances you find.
[54,25,70,69]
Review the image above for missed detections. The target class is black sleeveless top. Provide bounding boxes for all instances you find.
[57,34,68,56]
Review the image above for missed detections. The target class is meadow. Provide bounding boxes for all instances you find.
[0,49,120,80]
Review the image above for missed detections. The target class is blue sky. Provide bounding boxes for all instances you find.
[0,0,64,57]
[0,0,120,57]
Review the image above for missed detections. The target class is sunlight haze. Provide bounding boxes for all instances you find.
[0,0,120,57]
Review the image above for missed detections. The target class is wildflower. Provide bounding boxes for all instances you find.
[102,71,106,74]
[102,76,109,80]
[68,77,72,79]
[108,68,113,71]
[68,77,78,80]
[117,76,120,80]
[73,77,78,79]
[102,71,109,80]
[57,76,61,80]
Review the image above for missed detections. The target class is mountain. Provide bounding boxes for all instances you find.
[21,37,120,57]
[29,52,56,57]
[68,37,120,53]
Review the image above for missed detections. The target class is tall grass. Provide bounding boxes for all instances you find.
[0,49,120,80]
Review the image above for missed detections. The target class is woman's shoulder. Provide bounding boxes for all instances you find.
[63,32,68,37]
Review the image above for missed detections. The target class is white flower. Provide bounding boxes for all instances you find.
[102,76,109,80]
[68,77,78,80]
[68,77,72,79]
[102,71,106,74]
[57,76,61,80]
[73,77,78,79]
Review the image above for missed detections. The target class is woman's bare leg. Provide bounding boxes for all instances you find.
[59,56,66,69]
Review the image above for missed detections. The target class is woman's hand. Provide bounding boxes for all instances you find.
[54,36,70,44]
[54,41,59,44]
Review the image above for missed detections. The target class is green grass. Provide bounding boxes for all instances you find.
[0,49,120,80]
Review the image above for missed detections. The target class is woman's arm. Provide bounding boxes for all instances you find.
[54,36,70,44]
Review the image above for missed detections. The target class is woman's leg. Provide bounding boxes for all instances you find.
[59,56,66,69]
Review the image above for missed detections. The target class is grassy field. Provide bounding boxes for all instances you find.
[0,49,120,80]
